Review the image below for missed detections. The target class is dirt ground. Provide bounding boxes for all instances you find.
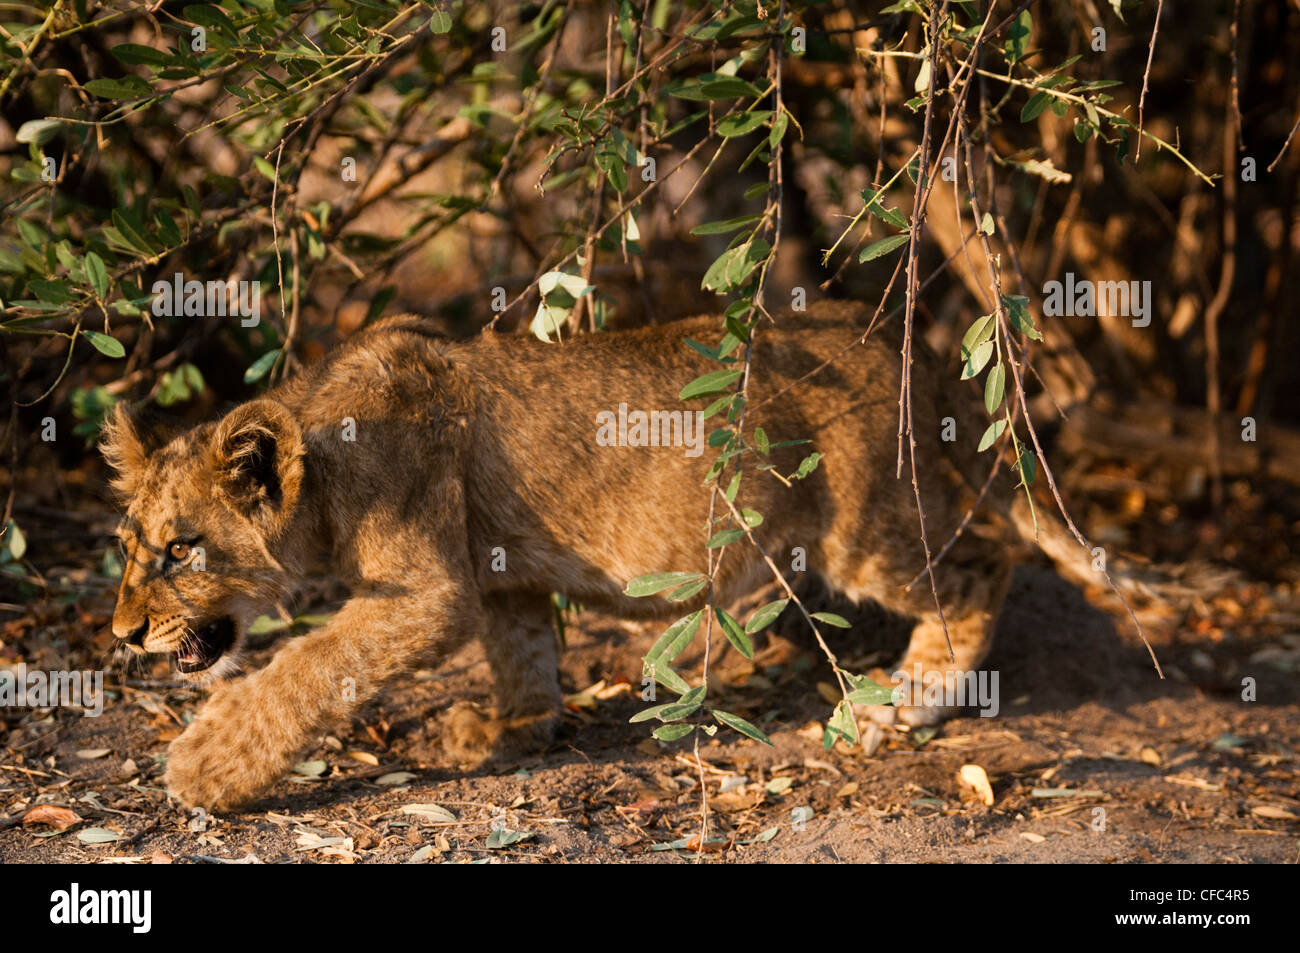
[3,538,1299,863]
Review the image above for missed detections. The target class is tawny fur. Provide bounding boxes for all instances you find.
[105,301,1041,811]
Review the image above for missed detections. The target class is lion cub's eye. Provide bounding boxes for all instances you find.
[167,541,192,562]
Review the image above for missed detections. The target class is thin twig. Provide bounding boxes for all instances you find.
[1135,0,1164,163]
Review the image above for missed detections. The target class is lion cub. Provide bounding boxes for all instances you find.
[104,302,1026,810]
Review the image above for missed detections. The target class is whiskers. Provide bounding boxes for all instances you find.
[175,621,202,665]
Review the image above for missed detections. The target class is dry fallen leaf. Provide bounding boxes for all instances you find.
[1139,746,1162,766]
[803,758,841,776]
[1251,805,1299,820]
[77,827,123,844]
[294,828,356,858]
[815,682,841,706]
[1020,832,1047,843]
[75,748,111,760]
[958,764,995,806]
[859,722,885,757]
[594,680,632,700]
[22,805,82,831]
[347,751,379,766]
[798,721,824,742]
[835,781,859,798]
[683,834,726,853]
[1163,774,1222,792]
[402,803,457,822]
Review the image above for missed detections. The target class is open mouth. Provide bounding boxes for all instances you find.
[174,617,237,673]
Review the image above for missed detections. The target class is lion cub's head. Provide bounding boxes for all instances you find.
[100,399,305,680]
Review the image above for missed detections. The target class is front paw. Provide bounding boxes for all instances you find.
[164,681,293,811]
[441,701,556,766]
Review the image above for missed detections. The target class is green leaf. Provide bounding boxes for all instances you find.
[715,608,754,659]
[183,4,240,40]
[858,233,910,262]
[429,9,453,33]
[702,397,732,421]
[793,451,823,480]
[15,119,63,146]
[745,598,788,634]
[697,77,765,99]
[769,110,789,148]
[706,527,745,548]
[960,340,994,380]
[101,547,122,579]
[84,76,153,100]
[984,362,1006,413]
[645,611,703,669]
[244,349,279,383]
[811,612,851,629]
[1002,294,1043,341]
[845,672,895,706]
[665,578,709,602]
[2,520,26,561]
[248,615,289,636]
[1016,448,1037,485]
[111,209,155,254]
[110,43,175,67]
[827,700,858,746]
[655,685,708,722]
[979,213,995,235]
[961,314,996,358]
[85,252,108,298]
[680,368,742,400]
[652,723,695,742]
[625,571,706,598]
[711,709,772,745]
[630,703,675,723]
[81,330,124,358]
[29,279,72,304]
[252,156,277,182]
[485,827,534,848]
[1003,10,1031,64]
[864,199,908,229]
[700,239,770,293]
[881,1,925,14]
[648,663,692,696]
[1020,92,1051,123]
[977,419,1008,452]
[717,110,771,138]
[690,215,761,236]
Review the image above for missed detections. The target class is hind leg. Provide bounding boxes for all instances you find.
[842,531,1011,727]
[443,594,562,764]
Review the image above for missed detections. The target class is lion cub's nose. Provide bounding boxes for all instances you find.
[114,619,149,648]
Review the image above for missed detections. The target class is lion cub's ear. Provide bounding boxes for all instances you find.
[211,399,305,533]
[100,402,151,498]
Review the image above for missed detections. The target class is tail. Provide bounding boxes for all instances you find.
[1007,494,1236,606]
[926,336,1234,614]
